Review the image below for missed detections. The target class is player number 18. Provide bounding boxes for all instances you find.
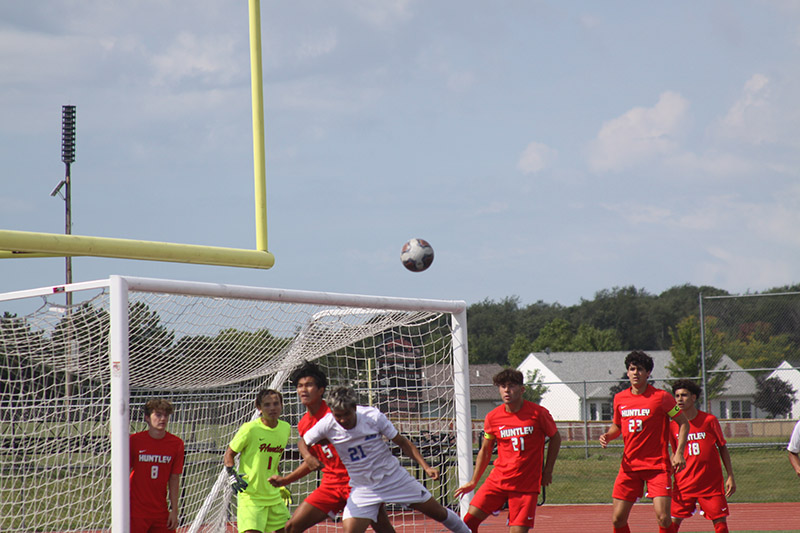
[687,442,700,456]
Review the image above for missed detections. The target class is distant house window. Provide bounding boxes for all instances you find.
[719,401,727,418]
[589,402,612,421]
[731,400,752,419]
[471,403,477,419]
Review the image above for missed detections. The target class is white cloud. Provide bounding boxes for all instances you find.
[715,73,775,144]
[295,30,338,61]
[346,0,416,28]
[517,141,557,175]
[698,247,794,293]
[588,91,689,172]
[150,32,240,86]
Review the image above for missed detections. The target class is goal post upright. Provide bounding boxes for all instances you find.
[110,275,131,533]
[451,308,473,516]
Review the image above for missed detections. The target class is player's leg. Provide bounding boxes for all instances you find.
[652,496,672,531]
[372,504,396,533]
[503,490,538,533]
[669,492,695,533]
[671,518,683,532]
[645,470,674,531]
[611,498,635,532]
[237,497,268,533]
[263,500,291,533]
[284,501,331,533]
[342,517,373,533]
[463,477,507,532]
[409,496,469,533]
[698,494,730,533]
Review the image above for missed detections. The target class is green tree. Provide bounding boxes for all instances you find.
[508,334,533,368]
[467,297,521,365]
[531,318,574,352]
[572,323,622,351]
[667,315,729,400]
[523,368,548,404]
[754,377,796,419]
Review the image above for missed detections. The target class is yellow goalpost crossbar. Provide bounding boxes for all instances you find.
[0,0,274,270]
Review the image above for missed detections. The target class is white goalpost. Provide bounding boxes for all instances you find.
[0,275,472,532]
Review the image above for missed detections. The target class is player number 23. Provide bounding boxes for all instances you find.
[628,419,643,433]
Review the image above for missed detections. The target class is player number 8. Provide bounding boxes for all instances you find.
[150,465,159,479]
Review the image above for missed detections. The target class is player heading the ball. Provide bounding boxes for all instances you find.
[302,386,470,533]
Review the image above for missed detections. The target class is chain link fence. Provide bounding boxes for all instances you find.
[465,292,800,505]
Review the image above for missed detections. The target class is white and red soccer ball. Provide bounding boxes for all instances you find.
[400,238,434,272]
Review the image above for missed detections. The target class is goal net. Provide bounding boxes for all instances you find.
[0,276,471,533]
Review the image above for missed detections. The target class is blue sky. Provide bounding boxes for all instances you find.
[1,1,799,306]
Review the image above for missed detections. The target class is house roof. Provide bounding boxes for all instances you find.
[520,350,756,399]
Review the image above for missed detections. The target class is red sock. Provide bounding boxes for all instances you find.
[463,512,482,533]
[714,522,729,533]
[672,522,681,533]
[613,527,631,533]
[659,527,670,533]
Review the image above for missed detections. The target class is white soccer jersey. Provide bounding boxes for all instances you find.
[788,420,800,454]
[303,405,403,487]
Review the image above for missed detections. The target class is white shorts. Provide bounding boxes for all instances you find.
[343,467,432,521]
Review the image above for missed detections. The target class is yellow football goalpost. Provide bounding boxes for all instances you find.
[0,0,275,270]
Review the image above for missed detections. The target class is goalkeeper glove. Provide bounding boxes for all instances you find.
[226,466,248,493]
[279,486,293,507]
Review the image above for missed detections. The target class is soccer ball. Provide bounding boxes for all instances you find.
[400,238,434,272]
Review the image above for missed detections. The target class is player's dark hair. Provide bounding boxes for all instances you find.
[143,398,174,419]
[624,350,654,372]
[672,378,702,398]
[493,368,524,387]
[328,386,358,412]
[289,360,328,389]
[255,388,282,408]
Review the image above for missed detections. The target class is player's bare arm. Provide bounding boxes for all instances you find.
[718,444,737,496]
[542,430,562,487]
[167,473,180,529]
[789,450,800,477]
[671,411,690,472]
[599,423,621,448]
[392,433,439,480]
[269,460,312,487]
[297,438,322,471]
[454,435,493,498]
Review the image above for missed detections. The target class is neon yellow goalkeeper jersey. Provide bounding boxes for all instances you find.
[229,417,290,504]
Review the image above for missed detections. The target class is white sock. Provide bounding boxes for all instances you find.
[441,508,470,533]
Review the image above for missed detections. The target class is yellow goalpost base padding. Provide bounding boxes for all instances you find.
[0,230,274,269]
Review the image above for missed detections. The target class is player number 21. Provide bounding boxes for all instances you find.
[511,436,525,451]
[628,419,643,433]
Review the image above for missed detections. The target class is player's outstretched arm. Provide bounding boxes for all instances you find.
[297,438,322,472]
[718,444,736,496]
[392,433,439,480]
[599,423,621,448]
[454,436,493,498]
[542,431,562,487]
[269,461,313,487]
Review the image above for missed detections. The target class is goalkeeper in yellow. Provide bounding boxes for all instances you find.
[224,389,291,533]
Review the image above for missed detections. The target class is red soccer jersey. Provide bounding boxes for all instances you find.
[613,384,680,472]
[129,431,184,518]
[483,400,558,493]
[298,401,349,485]
[669,410,727,496]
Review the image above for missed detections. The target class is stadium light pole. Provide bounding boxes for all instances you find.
[54,105,76,419]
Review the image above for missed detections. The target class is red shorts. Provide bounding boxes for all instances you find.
[130,515,172,533]
[470,477,539,528]
[671,492,729,521]
[612,468,672,502]
[305,479,351,517]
